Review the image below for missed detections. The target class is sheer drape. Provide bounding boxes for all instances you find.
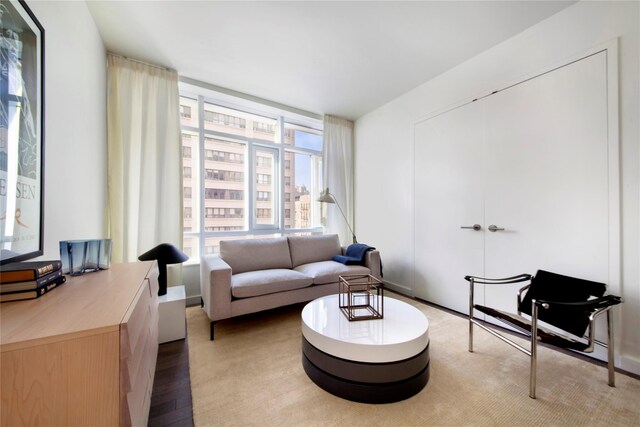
[322,115,354,246]
[107,54,182,262]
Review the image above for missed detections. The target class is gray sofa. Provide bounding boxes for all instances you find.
[200,234,381,340]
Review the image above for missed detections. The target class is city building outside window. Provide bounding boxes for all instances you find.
[257,208,271,218]
[180,105,191,119]
[179,91,324,260]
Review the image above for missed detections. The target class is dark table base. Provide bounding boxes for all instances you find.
[302,337,430,404]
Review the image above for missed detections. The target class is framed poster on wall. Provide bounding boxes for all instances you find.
[0,0,45,264]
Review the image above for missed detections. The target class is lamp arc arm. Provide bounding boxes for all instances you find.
[327,192,357,244]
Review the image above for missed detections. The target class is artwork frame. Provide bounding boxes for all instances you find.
[0,0,45,265]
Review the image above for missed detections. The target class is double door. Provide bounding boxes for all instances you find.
[413,51,612,315]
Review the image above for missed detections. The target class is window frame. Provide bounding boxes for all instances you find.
[180,89,324,261]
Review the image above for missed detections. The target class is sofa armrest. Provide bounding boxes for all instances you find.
[365,250,382,280]
[200,255,232,321]
[340,246,382,280]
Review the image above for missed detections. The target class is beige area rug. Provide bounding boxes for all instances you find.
[187,295,640,426]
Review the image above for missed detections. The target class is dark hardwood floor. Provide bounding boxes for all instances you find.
[148,335,194,427]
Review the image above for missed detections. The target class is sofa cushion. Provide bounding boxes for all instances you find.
[220,237,292,274]
[288,234,341,268]
[231,269,313,298]
[294,261,371,285]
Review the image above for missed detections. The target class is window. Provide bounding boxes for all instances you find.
[204,188,244,200]
[257,208,271,218]
[284,123,323,150]
[206,169,243,182]
[256,156,271,168]
[204,109,246,130]
[180,105,191,119]
[179,97,198,127]
[229,153,243,163]
[282,124,323,229]
[180,89,324,259]
[253,122,275,134]
[204,208,244,218]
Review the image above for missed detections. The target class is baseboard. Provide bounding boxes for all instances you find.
[620,355,640,376]
[186,295,202,307]
[383,280,413,297]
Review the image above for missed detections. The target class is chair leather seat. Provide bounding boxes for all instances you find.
[474,304,591,352]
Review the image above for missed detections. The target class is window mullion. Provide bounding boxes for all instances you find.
[248,141,255,233]
[278,116,285,232]
[198,95,206,258]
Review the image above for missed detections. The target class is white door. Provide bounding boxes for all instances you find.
[414,100,485,314]
[414,51,611,318]
[483,51,610,313]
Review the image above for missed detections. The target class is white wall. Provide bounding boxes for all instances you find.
[354,1,639,374]
[28,1,107,259]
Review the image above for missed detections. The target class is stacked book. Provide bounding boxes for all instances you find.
[1,260,66,302]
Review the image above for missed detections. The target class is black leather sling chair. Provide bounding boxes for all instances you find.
[465,270,623,398]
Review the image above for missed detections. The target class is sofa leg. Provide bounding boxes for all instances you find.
[201,297,204,308]
[210,321,215,341]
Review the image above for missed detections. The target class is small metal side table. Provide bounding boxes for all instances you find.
[158,285,186,343]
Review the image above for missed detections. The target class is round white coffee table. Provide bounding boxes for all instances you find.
[301,294,430,403]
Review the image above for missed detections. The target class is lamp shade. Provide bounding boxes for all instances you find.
[316,188,357,244]
[138,243,189,264]
[317,188,336,204]
[138,243,188,296]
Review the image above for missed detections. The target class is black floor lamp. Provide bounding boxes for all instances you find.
[138,243,189,296]
[317,188,357,244]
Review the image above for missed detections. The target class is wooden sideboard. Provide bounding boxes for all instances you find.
[1,261,160,426]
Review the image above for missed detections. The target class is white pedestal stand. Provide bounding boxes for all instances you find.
[158,285,186,344]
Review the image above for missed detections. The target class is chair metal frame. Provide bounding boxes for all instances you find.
[467,273,621,399]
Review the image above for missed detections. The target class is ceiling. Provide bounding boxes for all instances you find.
[87,1,575,121]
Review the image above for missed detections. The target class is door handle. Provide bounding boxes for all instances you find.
[460,224,482,231]
[488,225,505,232]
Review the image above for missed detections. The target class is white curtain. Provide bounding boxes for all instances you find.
[322,115,354,246]
[107,54,182,263]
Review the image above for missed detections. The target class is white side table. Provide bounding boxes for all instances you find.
[158,285,186,344]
